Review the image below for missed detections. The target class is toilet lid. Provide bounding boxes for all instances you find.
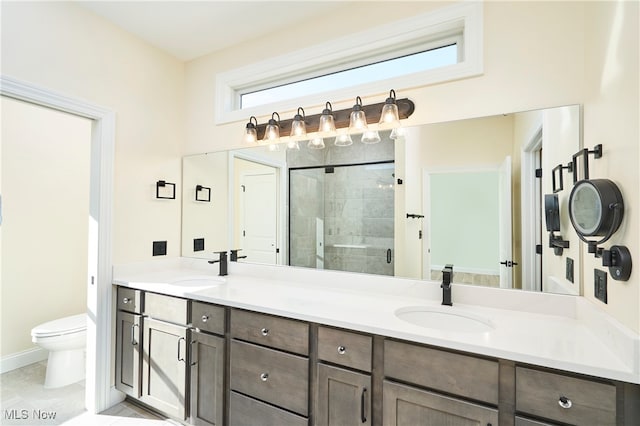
[31,313,87,337]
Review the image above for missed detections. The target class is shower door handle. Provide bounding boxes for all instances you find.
[387,249,392,264]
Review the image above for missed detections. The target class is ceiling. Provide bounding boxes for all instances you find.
[78,1,353,62]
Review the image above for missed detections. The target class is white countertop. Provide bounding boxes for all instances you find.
[113,258,640,384]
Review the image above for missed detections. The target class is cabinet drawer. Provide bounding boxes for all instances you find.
[515,416,557,426]
[383,380,498,426]
[516,367,616,426]
[144,292,188,325]
[117,287,143,314]
[231,309,308,355]
[229,391,307,426]
[191,301,225,335]
[318,326,372,372]
[230,340,309,416]
[384,339,499,405]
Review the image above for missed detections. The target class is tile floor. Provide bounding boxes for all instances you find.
[1,361,178,425]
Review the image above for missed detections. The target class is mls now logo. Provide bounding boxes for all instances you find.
[4,409,57,420]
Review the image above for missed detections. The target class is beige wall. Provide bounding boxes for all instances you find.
[1,1,185,264]
[1,97,91,356]
[184,2,638,332]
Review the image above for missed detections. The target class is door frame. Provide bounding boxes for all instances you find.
[228,150,286,265]
[1,75,116,413]
[521,124,543,292]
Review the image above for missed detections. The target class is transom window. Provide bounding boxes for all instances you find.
[215,2,483,124]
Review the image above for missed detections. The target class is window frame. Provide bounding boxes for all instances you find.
[215,1,483,125]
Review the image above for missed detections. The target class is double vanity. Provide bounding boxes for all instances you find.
[113,258,639,426]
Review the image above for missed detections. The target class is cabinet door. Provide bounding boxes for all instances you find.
[141,317,188,420]
[115,311,142,398]
[317,364,371,426]
[383,381,498,426]
[189,330,225,426]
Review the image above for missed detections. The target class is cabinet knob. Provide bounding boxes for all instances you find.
[558,396,572,409]
[337,345,346,355]
[260,373,269,381]
[201,315,209,323]
[122,297,130,304]
[261,328,269,336]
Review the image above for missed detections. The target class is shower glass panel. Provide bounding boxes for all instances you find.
[289,161,395,275]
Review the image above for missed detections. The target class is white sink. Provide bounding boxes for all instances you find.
[395,306,494,333]
[170,276,225,287]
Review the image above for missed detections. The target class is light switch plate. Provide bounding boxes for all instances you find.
[594,269,607,304]
[153,240,167,256]
[194,238,205,252]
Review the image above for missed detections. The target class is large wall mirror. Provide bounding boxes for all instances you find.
[182,105,582,295]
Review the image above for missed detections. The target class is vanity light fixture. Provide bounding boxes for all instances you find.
[317,102,336,135]
[379,89,401,128]
[348,96,368,133]
[243,91,415,146]
[243,116,258,145]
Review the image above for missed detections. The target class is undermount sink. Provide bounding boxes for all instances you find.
[170,276,224,287]
[395,306,494,333]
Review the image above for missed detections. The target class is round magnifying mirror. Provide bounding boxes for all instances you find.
[568,179,623,238]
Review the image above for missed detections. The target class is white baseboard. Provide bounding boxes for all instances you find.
[1,347,48,374]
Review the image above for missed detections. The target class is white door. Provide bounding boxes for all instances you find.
[240,171,278,264]
[498,156,513,288]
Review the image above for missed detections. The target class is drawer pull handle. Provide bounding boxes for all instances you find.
[177,337,186,362]
[261,328,269,336]
[130,323,138,346]
[201,315,209,323]
[260,373,269,382]
[361,387,367,423]
[337,345,347,355]
[558,396,572,409]
[190,340,197,366]
[122,297,131,304]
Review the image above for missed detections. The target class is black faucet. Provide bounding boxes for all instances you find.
[441,264,453,306]
[208,251,228,276]
[230,249,247,262]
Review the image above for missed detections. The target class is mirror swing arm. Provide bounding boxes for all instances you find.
[567,145,632,281]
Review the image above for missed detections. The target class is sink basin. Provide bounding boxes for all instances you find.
[170,276,224,287]
[395,306,494,333]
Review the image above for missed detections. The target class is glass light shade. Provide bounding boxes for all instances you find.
[290,107,307,140]
[287,139,300,150]
[361,130,381,144]
[390,126,405,140]
[308,137,325,149]
[263,112,281,144]
[379,103,400,128]
[243,127,257,144]
[348,96,368,133]
[334,132,353,147]
[318,102,336,135]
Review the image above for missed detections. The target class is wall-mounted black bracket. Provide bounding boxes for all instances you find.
[552,162,574,193]
[156,180,176,199]
[595,245,632,281]
[406,213,424,219]
[549,232,570,256]
[572,144,603,183]
[195,184,211,202]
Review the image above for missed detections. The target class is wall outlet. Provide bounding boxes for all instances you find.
[566,257,574,283]
[594,269,607,304]
[193,238,205,252]
[153,240,167,256]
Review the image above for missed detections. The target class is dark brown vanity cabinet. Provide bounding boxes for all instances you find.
[229,309,309,426]
[382,340,499,426]
[189,302,226,426]
[316,327,372,426]
[115,288,143,398]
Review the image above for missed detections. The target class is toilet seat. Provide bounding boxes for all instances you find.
[31,313,86,338]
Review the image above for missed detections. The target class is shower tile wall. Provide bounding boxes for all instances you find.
[288,132,395,275]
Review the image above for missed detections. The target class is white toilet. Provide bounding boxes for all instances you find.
[31,313,87,389]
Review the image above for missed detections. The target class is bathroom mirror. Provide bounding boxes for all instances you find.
[181,105,582,295]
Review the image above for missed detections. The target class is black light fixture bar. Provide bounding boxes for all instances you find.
[254,98,415,140]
